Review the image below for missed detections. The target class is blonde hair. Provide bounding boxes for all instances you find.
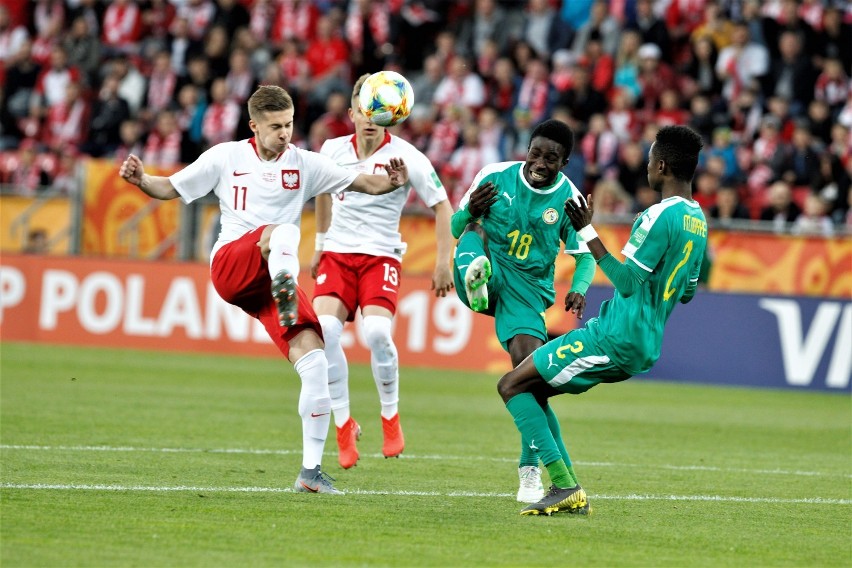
[247,85,293,122]
[351,73,371,108]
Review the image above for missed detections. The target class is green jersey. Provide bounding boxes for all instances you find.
[453,162,588,305]
[592,196,708,375]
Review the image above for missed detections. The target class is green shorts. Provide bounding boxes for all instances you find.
[531,325,631,394]
[453,258,550,351]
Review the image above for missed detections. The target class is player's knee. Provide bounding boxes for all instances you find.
[497,372,520,403]
[362,315,395,356]
[318,315,343,347]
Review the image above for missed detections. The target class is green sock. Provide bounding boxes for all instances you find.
[454,231,485,278]
[544,459,573,488]
[542,404,576,484]
[505,393,562,469]
[566,465,579,487]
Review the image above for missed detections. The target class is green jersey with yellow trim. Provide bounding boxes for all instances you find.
[454,162,588,304]
[593,196,708,375]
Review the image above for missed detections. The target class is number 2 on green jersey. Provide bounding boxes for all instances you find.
[664,240,694,301]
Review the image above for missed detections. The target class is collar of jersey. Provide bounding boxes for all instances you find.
[349,130,391,159]
[248,137,284,162]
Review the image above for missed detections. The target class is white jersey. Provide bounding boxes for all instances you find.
[319,132,448,261]
[170,138,358,260]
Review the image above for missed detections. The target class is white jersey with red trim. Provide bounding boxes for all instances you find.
[170,138,358,260]
[319,132,448,260]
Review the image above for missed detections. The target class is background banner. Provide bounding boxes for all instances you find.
[2,254,847,392]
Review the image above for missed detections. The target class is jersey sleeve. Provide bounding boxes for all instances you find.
[408,151,448,208]
[621,208,671,273]
[169,144,226,203]
[301,150,359,199]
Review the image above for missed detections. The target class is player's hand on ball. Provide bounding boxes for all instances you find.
[468,182,498,218]
[385,158,409,188]
[120,154,145,187]
[564,193,594,231]
[564,291,586,319]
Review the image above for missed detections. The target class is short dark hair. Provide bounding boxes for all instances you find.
[530,119,575,159]
[653,125,704,183]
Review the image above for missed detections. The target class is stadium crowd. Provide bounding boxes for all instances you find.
[1,0,851,235]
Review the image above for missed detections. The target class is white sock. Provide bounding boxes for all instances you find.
[319,314,350,428]
[293,349,331,469]
[267,224,301,280]
[362,315,399,418]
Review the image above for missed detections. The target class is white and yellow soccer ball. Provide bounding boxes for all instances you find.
[358,70,415,127]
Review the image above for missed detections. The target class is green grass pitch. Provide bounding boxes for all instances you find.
[1,341,849,567]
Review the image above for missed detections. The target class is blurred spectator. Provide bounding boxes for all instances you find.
[792,192,834,237]
[50,146,80,195]
[32,45,81,115]
[443,121,501,208]
[476,105,510,161]
[683,36,722,100]
[705,126,742,186]
[109,54,146,115]
[310,90,353,147]
[557,63,607,126]
[807,99,833,145]
[693,171,720,211]
[143,50,178,122]
[174,83,206,157]
[269,0,318,50]
[760,180,802,232]
[627,0,671,61]
[572,0,618,57]
[305,14,350,118]
[426,105,464,167]
[143,109,184,168]
[485,56,519,123]
[728,88,763,142]
[86,74,130,157]
[633,184,661,214]
[514,57,555,124]
[690,1,734,51]
[166,17,199,77]
[778,122,821,187]
[592,178,633,219]
[201,77,240,147]
[177,53,213,106]
[433,54,486,116]
[522,0,574,60]
[4,40,40,127]
[612,29,642,101]
[224,48,256,105]
[0,5,29,64]
[762,30,816,116]
[762,0,817,62]
[113,118,144,162]
[813,6,852,74]
[607,88,639,143]
[345,0,396,79]
[814,58,851,115]
[9,139,50,195]
[139,0,175,60]
[69,0,104,38]
[456,0,513,60]
[709,185,751,225]
[580,113,619,191]
[23,228,49,254]
[655,89,690,127]
[410,54,443,111]
[101,0,142,57]
[715,21,769,105]
[202,25,231,79]
[616,141,647,199]
[636,43,677,117]
[177,0,216,42]
[561,0,595,32]
[62,15,101,88]
[212,0,250,41]
[232,26,271,80]
[42,80,89,152]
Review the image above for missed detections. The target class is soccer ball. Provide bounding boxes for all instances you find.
[358,71,415,127]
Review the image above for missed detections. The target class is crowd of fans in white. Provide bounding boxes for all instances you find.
[1,0,851,236]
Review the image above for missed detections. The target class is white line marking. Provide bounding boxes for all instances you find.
[0,483,849,505]
[2,444,848,479]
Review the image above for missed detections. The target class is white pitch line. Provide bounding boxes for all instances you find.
[2,444,849,479]
[0,483,849,506]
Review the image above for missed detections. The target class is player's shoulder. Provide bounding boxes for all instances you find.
[643,196,704,227]
[319,135,353,157]
[478,160,522,180]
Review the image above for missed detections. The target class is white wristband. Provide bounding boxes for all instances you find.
[315,232,326,251]
[578,225,598,243]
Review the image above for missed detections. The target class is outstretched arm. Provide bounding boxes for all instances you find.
[119,154,179,200]
[431,199,454,297]
[348,158,409,195]
[564,195,646,297]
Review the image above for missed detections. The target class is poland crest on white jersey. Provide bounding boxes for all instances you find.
[320,132,448,260]
[170,138,358,260]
